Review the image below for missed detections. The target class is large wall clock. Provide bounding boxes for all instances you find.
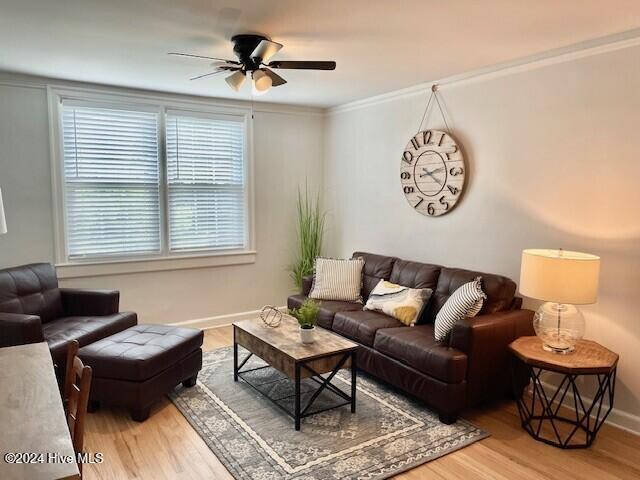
[400,129,466,216]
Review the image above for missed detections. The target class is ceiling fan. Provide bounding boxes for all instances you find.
[169,34,336,95]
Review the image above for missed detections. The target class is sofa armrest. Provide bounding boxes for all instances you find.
[60,288,120,316]
[302,275,314,296]
[0,312,44,347]
[449,309,534,406]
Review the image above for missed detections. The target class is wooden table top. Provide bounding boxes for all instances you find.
[509,336,618,374]
[0,343,80,480]
[233,316,358,362]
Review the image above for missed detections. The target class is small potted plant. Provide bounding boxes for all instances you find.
[289,299,320,344]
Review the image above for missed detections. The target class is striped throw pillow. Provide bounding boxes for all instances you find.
[309,257,364,302]
[434,277,487,341]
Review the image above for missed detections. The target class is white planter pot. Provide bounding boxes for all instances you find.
[299,326,316,344]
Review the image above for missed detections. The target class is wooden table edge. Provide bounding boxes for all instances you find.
[232,322,358,364]
[508,338,619,375]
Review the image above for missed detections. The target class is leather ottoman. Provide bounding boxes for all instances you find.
[78,324,203,421]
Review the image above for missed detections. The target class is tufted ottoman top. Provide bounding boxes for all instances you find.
[78,324,203,382]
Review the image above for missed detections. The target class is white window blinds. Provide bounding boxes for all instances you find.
[62,104,161,258]
[166,113,246,251]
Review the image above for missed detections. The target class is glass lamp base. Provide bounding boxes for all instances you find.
[542,342,575,355]
[533,302,585,354]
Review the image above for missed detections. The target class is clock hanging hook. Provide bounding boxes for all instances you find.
[417,83,451,135]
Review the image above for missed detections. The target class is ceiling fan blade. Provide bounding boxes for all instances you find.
[250,40,283,62]
[189,70,227,81]
[169,52,239,64]
[211,60,242,69]
[268,60,336,70]
[262,68,287,87]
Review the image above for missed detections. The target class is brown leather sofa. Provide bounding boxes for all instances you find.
[0,263,137,366]
[288,252,534,423]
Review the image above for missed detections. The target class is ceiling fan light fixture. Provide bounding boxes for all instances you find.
[225,70,246,92]
[252,69,272,94]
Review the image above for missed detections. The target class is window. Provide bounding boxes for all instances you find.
[55,93,250,267]
[166,113,245,251]
[62,105,161,259]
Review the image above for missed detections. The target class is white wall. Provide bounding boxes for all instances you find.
[324,43,640,431]
[0,77,324,325]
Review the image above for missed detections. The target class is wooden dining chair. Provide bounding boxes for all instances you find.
[64,340,93,476]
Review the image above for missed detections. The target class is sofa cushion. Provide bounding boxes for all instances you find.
[364,279,433,326]
[374,325,467,383]
[43,312,138,362]
[389,259,441,291]
[333,310,404,347]
[0,263,63,323]
[434,278,486,341]
[387,259,441,324]
[287,294,362,329]
[352,252,397,300]
[309,257,364,302]
[78,324,204,382]
[425,267,516,323]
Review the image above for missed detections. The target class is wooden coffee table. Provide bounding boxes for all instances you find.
[233,316,358,430]
[509,336,618,449]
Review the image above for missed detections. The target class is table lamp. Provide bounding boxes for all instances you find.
[0,188,6,234]
[519,249,600,354]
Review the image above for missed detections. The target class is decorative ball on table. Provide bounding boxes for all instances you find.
[260,305,282,328]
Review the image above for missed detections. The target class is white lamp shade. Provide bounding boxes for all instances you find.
[252,69,272,94]
[225,71,246,92]
[0,187,6,234]
[519,249,600,305]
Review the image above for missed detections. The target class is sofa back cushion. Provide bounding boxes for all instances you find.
[0,263,63,323]
[388,259,441,324]
[425,267,516,323]
[389,259,441,290]
[352,252,397,300]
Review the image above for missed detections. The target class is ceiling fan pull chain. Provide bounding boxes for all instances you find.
[416,84,451,135]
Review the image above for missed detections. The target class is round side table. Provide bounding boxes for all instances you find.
[508,336,618,449]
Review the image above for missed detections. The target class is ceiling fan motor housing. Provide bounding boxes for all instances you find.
[231,34,269,71]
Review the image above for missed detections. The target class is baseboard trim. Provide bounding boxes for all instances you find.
[170,306,287,331]
[536,381,640,436]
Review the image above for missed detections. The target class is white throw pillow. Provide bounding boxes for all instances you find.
[434,277,487,341]
[309,257,364,302]
[364,279,432,326]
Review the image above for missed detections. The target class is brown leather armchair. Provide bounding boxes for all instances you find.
[0,263,137,365]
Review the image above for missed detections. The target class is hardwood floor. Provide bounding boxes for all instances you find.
[83,326,640,479]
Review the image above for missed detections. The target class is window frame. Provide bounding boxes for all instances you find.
[48,86,255,278]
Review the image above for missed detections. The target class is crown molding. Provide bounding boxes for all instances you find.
[328,28,640,115]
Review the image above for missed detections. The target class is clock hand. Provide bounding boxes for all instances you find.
[420,168,444,185]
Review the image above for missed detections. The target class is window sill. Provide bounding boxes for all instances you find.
[55,250,257,279]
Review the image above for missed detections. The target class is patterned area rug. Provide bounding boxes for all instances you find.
[170,346,488,480]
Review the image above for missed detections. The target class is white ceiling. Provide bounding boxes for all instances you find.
[0,0,639,107]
